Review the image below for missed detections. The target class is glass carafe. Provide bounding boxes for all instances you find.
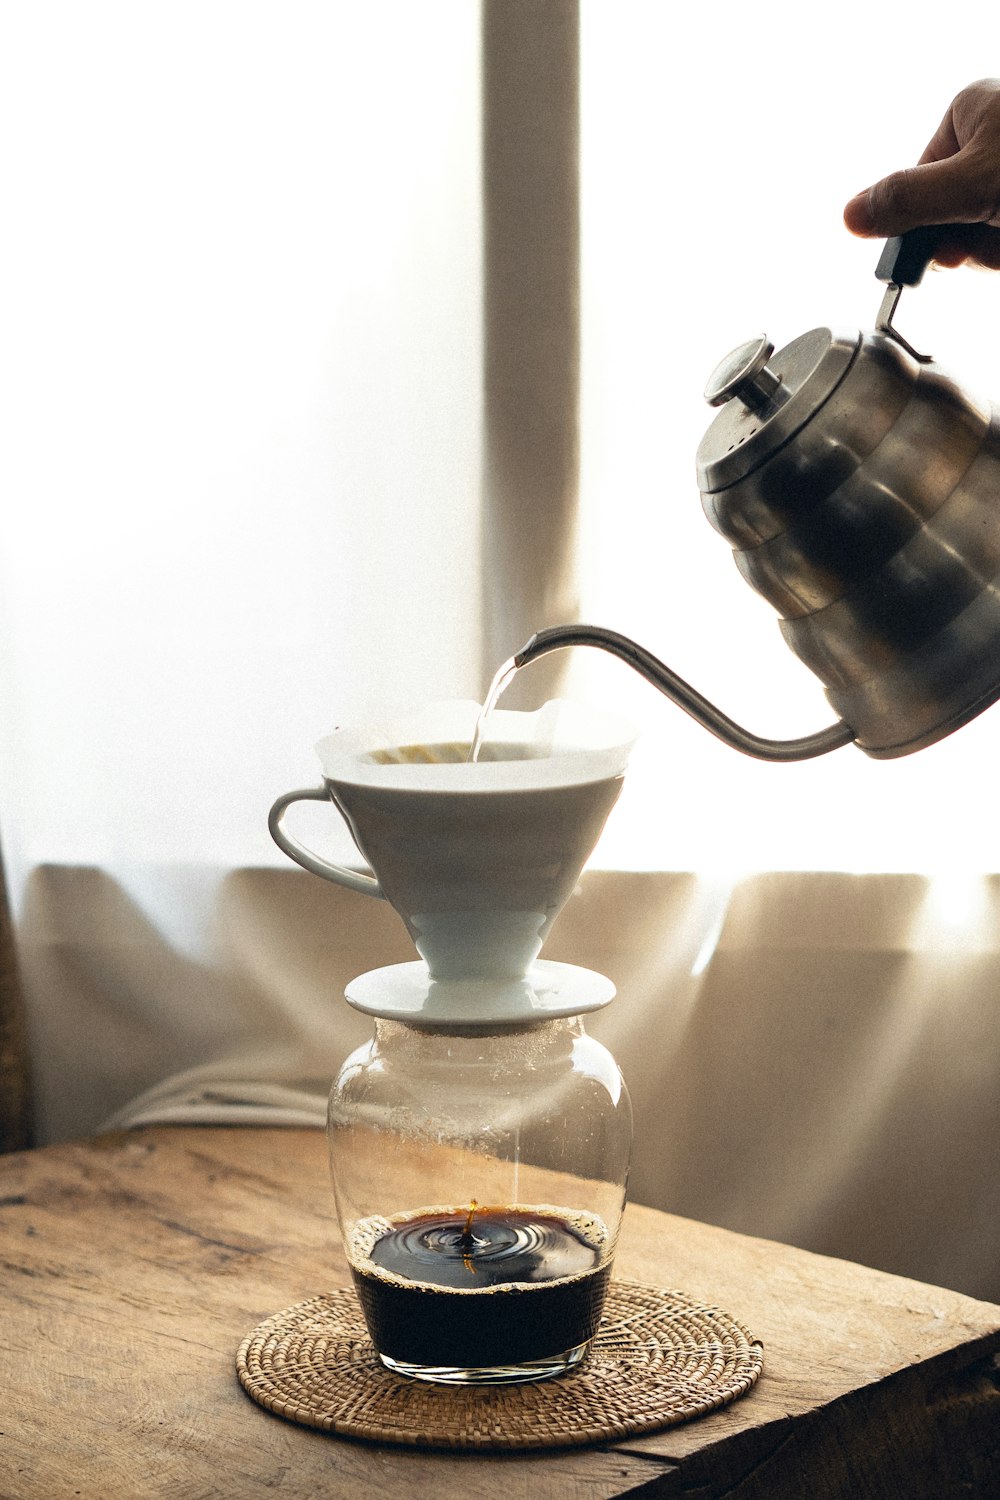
[328,1014,632,1385]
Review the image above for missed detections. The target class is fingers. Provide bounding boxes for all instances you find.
[843,157,989,238]
[846,79,1000,243]
[917,104,961,166]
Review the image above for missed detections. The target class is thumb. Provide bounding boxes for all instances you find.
[844,158,980,237]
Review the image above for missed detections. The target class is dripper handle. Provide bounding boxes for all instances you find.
[268,786,385,898]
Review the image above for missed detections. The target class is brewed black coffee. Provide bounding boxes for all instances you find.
[349,1204,610,1368]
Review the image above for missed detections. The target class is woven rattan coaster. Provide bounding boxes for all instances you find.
[236,1279,763,1451]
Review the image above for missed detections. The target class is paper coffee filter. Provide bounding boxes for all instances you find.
[315,699,635,791]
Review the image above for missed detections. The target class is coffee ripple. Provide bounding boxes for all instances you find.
[350,1205,609,1293]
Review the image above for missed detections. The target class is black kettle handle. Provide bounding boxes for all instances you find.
[876,224,980,285]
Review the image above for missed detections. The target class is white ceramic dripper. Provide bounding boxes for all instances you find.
[268,699,634,1025]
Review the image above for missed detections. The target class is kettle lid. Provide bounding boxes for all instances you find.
[696,327,859,493]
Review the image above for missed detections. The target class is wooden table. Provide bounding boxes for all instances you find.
[2,1126,999,1498]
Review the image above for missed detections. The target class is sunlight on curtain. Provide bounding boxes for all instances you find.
[0,1,482,900]
[575,1,1000,872]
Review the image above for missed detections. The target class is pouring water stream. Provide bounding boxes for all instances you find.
[468,656,519,762]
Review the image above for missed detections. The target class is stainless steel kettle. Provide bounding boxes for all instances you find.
[514,228,1000,761]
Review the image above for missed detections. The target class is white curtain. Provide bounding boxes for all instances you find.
[1,0,485,1132]
[5,1,1000,1306]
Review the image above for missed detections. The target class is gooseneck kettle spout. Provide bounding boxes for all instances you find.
[513,624,856,763]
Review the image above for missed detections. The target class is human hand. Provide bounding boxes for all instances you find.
[843,77,1000,269]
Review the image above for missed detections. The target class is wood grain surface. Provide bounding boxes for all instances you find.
[1,1125,998,1498]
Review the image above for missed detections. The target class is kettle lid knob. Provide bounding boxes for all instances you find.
[703,334,789,415]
